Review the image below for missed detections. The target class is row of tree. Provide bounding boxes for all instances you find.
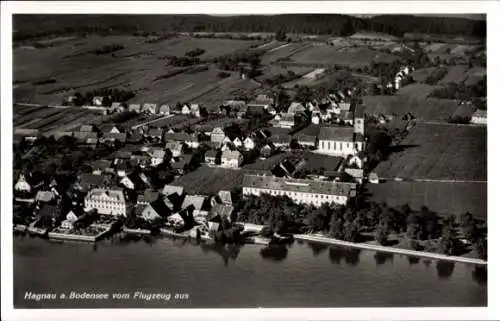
[428,76,486,100]
[63,88,136,106]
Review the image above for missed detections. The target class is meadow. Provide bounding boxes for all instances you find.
[374,123,486,181]
[367,181,487,220]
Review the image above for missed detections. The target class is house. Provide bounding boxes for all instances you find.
[181,104,191,115]
[110,102,125,113]
[181,195,208,216]
[243,137,256,150]
[99,124,123,134]
[471,109,487,125]
[260,143,275,158]
[233,137,243,148]
[287,102,306,114]
[220,141,236,152]
[221,150,243,169]
[215,191,232,207]
[114,151,132,164]
[120,171,150,190]
[84,188,127,216]
[92,96,104,106]
[163,132,200,149]
[312,113,321,125]
[38,204,62,222]
[143,103,158,114]
[162,185,184,197]
[165,141,184,158]
[294,133,317,148]
[190,104,201,117]
[267,106,277,115]
[344,168,364,184]
[208,203,234,223]
[100,133,127,144]
[166,213,185,228]
[159,104,170,115]
[115,160,131,177]
[204,150,219,165]
[130,154,150,168]
[35,191,57,204]
[171,155,194,175]
[148,148,166,167]
[339,110,353,125]
[15,173,39,193]
[353,105,366,136]
[210,127,227,144]
[76,173,107,191]
[90,160,114,175]
[61,211,79,229]
[276,113,295,129]
[141,197,173,221]
[317,126,363,157]
[242,174,357,207]
[129,104,142,113]
[147,128,163,141]
[368,172,379,184]
[270,134,292,149]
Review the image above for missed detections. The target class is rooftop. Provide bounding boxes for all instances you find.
[242,174,356,197]
[318,126,354,142]
[86,188,125,202]
[221,150,242,160]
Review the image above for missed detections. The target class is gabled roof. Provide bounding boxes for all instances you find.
[148,128,163,137]
[129,104,141,112]
[205,150,218,158]
[163,132,198,142]
[102,132,127,142]
[35,191,56,203]
[137,189,161,204]
[208,203,234,221]
[288,102,306,114]
[472,109,487,118]
[221,150,242,160]
[90,159,112,170]
[149,149,166,159]
[159,104,170,113]
[218,190,233,205]
[162,185,184,196]
[181,195,207,211]
[80,125,94,132]
[318,126,354,142]
[78,173,106,188]
[270,133,292,144]
[115,151,132,159]
[172,155,193,169]
[354,105,366,118]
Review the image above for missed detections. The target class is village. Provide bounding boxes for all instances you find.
[11,14,488,263]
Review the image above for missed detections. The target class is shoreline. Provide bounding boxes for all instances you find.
[294,234,487,266]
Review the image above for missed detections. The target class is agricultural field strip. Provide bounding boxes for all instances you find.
[14,108,62,127]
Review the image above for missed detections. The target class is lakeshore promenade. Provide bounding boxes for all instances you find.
[294,234,487,266]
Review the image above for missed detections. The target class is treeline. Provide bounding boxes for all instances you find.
[13,14,485,44]
[65,88,136,106]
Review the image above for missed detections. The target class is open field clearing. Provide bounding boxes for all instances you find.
[362,96,458,121]
[396,83,436,98]
[261,42,311,63]
[464,67,486,86]
[13,35,263,106]
[349,32,399,42]
[367,181,486,221]
[411,67,438,83]
[438,65,470,85]
[374,123,486,181]
[14,105,102,133]
[288,46,400,68]
[173,166,245,195]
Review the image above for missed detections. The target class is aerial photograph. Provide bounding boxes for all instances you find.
[11,13,487,308]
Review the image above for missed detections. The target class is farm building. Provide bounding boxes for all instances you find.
[471,109,487,125]
[221,150,243,169]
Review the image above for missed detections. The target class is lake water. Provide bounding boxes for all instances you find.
[13,235,487,308]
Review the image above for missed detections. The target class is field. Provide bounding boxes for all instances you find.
[13,35,264,107]
[367,181,487,220]
[362,96,459,122]
[464,67,486,86]
[173,166,245,195]
[375,123,486,181]
[438,65,469,85]
[396,83,436,98]
[14,105,102,133]
[411,67,437,83]
[261,42,311,63]
[288,46,400,68]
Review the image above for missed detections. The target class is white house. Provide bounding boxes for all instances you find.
[129,104,142,113]
[210,127,226,144]
[312,113,320,125]
[165,141,184,158]
[84,189,126,216]
[61,211,79,229]
[242,175,357,207]
[15,174,31,192]
[92,96,104,106]
[221,150,243,169]
[233,137,243,148]
[287,102,306,114]
[143,103,158,114]
[243,137,255,150]
[159,104,170,115]
[317,127,364,157]
[276,113,295,129]
[471,109,486,125]
[149,149,166,167]
[190,104,201,117]
[181,104,191,115]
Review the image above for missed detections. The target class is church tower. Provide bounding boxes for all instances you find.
[354,105,365,136]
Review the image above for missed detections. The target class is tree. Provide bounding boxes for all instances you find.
[329,216,344,239]
[275,29,287,41]
[439,219,459,255]
[474,237,487,260]
[375,222,390,245]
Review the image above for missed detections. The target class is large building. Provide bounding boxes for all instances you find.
[317,126,364,157]
[242,175,357,207]
[84,188,127,216]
